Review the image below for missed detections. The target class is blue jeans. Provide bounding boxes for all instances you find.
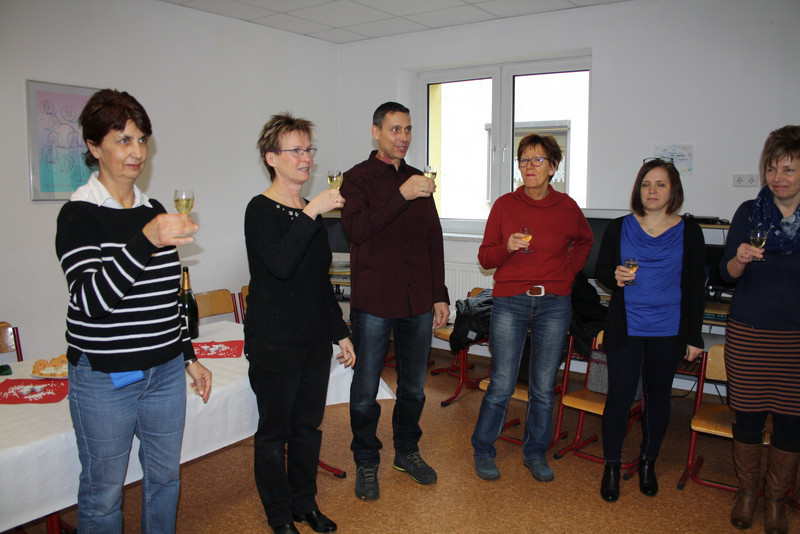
[350,308,432,466]
[69,354,186,534]
[472,293,572,461]
[601,336,680,464]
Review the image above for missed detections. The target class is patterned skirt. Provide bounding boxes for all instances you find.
[725,318,800,416]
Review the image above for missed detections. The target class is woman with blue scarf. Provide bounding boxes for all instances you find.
[722,125,800,534]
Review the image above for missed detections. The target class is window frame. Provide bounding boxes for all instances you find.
[416,54,592,236]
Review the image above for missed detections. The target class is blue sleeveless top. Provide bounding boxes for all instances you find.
[620,214,684,337]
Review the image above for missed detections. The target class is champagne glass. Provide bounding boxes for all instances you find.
[520,226,532,254]
[624,257,639,285]
[174,189,194,214]
[750,227,766,262]
[327,170,343,190]
[424,165,437,181]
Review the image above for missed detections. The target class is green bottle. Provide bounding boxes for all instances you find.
[179,266,199,339]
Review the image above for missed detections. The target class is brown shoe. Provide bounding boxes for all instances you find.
[763,444,800,534]
[730,440,763,530]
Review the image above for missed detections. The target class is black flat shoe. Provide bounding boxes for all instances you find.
[638,458,658,496]
[271,523,300,534]
[601,464,620,502]
[292,509,337,533]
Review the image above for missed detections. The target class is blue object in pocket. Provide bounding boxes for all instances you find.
[109,370,145,389]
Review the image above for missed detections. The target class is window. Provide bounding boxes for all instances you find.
[419,56,591,235]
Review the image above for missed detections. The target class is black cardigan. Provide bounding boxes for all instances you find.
[596,216,706,356]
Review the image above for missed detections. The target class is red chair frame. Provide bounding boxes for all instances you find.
[553,335,641,471]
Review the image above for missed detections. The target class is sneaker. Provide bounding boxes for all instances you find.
[475,457,500,480]
[523,456,554,482]
[355,464,379,500]
[393,451,438,485]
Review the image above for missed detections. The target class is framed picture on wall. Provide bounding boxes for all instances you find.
[26,80,97,201]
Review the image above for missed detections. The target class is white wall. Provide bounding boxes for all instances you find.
[0,0,339,358]
[336,0,800,263]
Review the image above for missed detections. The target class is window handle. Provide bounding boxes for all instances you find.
[487,145,496,202]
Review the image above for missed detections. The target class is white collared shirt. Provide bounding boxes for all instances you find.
[70,172,152,209]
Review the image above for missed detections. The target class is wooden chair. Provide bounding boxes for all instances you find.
[676,343,765,492]
[0,321,23,361]
[196,289,240,323]
[553,332,642,470]
[431,288,490,406]
[237,285,249,319]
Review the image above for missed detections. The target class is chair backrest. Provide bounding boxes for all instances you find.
[195,289,239,322]
[468,287,484,298]
[0,321,23,361]
[705,344,727,381]
[240,285,249,311]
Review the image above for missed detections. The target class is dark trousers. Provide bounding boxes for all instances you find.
[735,410,800,451]
[248,341,330,527]
[602,336,680,464]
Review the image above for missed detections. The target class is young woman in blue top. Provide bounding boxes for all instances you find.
[596,158,705,502]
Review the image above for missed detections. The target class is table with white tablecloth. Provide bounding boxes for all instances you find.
[0,320,393,532]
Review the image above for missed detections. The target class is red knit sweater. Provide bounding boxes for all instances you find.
[479,186,593,297]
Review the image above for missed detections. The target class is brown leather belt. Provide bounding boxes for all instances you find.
[526,285,546,297]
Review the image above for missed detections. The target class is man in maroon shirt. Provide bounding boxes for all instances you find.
[341,102,450,501]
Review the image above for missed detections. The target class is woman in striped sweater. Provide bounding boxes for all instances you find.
[55,89,212,534]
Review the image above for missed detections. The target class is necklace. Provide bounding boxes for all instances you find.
[270,188,304,210]
[640,214,672,235]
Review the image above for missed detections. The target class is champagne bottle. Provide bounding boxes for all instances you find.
[179,266,199,339]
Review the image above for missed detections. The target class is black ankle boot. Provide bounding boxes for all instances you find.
[601,464,620,502]
[638,458,658,496]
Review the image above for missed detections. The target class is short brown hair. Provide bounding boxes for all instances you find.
[630,159,684,216]
[517,133,562,182]
[760,125,800,186]
[373,102,410,128]
[256,112,314,180]
[79,89,152,168]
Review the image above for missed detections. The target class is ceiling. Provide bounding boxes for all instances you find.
[156,0,632,44]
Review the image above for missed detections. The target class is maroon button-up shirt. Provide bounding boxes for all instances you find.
[341,151,449,319]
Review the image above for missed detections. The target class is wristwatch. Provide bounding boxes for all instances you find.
[184,357,198,369]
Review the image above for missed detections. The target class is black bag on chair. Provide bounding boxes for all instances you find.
[449,288,493,353]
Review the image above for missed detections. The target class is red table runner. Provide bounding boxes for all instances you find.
[192,340,244,359]
[0,378,69,404]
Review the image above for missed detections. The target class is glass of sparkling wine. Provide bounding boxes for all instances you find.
[750,228,766,262]
[327,170,343,190]
[424,165,437,181]
[520,226,532,254]
[624,257,639,285]
[174,189,194,214]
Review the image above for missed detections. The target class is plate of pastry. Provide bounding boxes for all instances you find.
[31,354,69,379]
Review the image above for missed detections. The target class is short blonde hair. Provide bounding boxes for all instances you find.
[760,125,800,186]
[256,112,314,180]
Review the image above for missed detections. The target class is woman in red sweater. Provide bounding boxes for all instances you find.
[471,133,593,482]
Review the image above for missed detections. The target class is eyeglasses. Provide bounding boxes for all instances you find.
[643,157,674,164]
[517,156,549,167]
[276,148,318,157]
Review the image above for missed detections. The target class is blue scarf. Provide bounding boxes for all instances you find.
[750,185,800,255]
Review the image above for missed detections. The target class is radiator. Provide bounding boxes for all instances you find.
[445,262,494,301]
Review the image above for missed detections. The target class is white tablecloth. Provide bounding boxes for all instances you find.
[0,321,393,532]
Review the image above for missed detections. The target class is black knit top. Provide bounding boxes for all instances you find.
[243,195,349,373]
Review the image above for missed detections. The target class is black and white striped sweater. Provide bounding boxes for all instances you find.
[55,199,194,372]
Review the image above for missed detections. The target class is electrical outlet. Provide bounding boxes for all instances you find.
[733,174,759,187]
